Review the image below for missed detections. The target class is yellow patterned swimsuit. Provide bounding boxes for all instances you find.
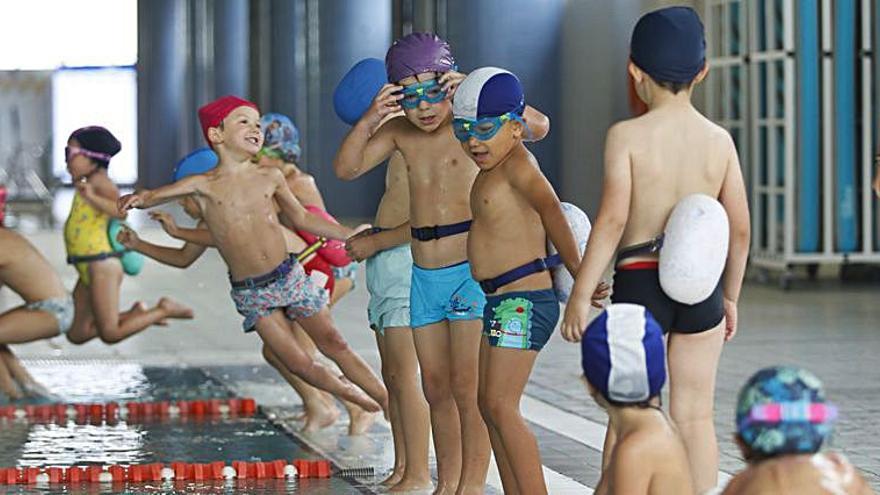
[64,192,115,286]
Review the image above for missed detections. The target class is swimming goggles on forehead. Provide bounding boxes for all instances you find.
[739,401,838,429]
[452,112,524,142]
[65,146,112,163]
[399,79,447,109]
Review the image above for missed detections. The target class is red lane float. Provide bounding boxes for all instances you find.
[0,397,256,423]
[0,458,343,485]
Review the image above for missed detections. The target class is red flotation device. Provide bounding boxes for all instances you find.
[295,206,352,267]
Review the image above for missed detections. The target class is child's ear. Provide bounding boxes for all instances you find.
[693,61,709,85]
[207,126,223,145]
[627,60,644,84]
[511,120,524,139]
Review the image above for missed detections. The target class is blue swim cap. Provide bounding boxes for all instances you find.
[630,6,706,84]
[260,113,301,162]
[172,147,217,182]
[453,67,525,120]
[581,304,666,404]
[736,366,837,458]
[334,58,388,125]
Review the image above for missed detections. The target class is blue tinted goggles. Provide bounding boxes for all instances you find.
[452,112,524,142]
[399,79,447,109]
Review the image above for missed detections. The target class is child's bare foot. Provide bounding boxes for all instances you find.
[158,298,194,319]
[381,467,405,487]
[20,381,59,401]
[302,403,340,432]
[390,477,434,492]
[432,482,458,495]
[344,401,378,436]
[130,301,167,326]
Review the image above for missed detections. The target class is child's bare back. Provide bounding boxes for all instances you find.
[616,106,736,253]
[374,151,409,228]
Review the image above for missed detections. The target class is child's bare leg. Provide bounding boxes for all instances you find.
[376,331,406,485]
[0,346,34,386]
[0,306,60,344]
[298,308,388,412]
[481,345,546,495]
[0,351,21,399]
[330,278,354,306]
[65,280,98,345]
[668,323,724,493]
[385,326,431,492]
[413,321,459,495]
[449,319,491,495]
[256,311,380,412]
[478,338,518,494]
[88,260,192,344]
[262,343,339,431]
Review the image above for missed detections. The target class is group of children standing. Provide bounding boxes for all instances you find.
[0,5,873,495]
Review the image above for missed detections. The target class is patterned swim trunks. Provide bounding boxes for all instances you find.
[25,295,74,335]
[230,258,328,332]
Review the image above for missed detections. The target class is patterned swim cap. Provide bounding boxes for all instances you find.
[259,113,301,163]
[736,366,837,458]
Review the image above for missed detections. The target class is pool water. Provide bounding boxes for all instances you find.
[0,362,373,494]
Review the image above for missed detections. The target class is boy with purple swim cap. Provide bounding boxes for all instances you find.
[581,303,693,495]
[334,33,551,494]
[562,6,751,492]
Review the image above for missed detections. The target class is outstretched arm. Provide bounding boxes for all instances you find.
[117,227,207,268]
[118,175,206,213]
[272,170,361,241]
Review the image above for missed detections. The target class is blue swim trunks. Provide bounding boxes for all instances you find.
[483,289,559,351]
[410,261,486,329]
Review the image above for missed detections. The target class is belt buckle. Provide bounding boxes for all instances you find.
[535,258,549,272]
[422,225,438,241]
[480,280,496,294]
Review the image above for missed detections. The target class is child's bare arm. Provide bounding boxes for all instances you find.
[117,227,206,268]
[522,106,550,142]
[561,123,632,342]
[345,222,411,261]
[118,175,206,213]
[148,210,216,246]
[508,160,579,275]
[78,175,127,219]
[333,85,404,180]
[718,140,750,302]
[272,170,359,241]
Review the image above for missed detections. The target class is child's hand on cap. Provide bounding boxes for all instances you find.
[368,84,404,125]
[439,70,466,98]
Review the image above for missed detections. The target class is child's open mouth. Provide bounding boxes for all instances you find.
[245,136,260,146]
[418,115,436,126]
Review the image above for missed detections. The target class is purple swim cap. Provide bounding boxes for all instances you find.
[385,33,456,83]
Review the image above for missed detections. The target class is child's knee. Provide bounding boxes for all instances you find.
[311,330,350,356]
[450,369,478,403]
[420,371,452,405]
[261,345,280,367]
[479,393,514,425]
[96,325,123,344]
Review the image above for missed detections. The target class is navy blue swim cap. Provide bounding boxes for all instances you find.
[630,6,706,85]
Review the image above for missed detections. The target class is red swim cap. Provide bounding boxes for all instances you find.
[197,95,259,144]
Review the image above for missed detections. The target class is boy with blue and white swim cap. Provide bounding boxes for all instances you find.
[562,7,751,492]
[582,303,694,495]
[453,66,602,494]
[334,33,551,494]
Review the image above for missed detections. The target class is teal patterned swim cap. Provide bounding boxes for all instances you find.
[736,366,837,458]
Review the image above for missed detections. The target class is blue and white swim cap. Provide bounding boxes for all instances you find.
[172,147,217,182]
[581,303,666,404]
[452,67,525,121]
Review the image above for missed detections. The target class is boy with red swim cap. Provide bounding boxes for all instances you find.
[119,95,388,415]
